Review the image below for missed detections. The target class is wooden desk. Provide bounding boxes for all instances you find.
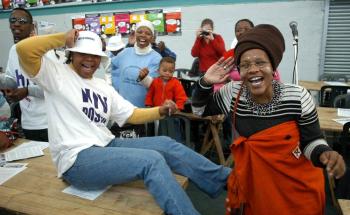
[317,107,344,132]
[339,199,350,215]
[0,140,188,215]
[300,80,350,91]
[299,80,326,91]
[176,112,227,166]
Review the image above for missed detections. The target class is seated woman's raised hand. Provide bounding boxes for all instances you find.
[203,57,235,85]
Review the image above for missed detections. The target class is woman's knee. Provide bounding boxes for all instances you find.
[145,150,166,165]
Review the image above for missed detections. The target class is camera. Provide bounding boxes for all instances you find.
[200,30,210,37]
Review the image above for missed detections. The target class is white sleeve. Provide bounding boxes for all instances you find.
[109,88,135,126]
[140,76,153,88]
[31,55,62,93]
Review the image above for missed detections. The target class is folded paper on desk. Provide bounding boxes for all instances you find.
[324,81,349,86]
[338,108,350,117]
[2,140,49,162]
[0,163,27,185]
[4,146,44,161]
[333,118,350,125]
[63,185,110,200]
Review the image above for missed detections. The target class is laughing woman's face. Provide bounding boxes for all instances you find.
[135,26,153,49]
[71,52,101,79]
[239,49,274,104]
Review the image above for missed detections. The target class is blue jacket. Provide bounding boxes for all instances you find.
[111,47,161,107]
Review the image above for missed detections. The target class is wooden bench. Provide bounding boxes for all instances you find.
[0,139,188,215]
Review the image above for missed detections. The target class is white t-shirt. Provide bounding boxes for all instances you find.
[6,45,47,130]
[32,55,135,177]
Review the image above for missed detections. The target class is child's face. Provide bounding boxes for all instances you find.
[159,62,175,81]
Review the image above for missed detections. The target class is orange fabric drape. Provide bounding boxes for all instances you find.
[226,121,325,215]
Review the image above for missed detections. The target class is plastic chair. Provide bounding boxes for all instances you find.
[319,85,350,107]
[320,73,348,82]
[179,79,196,98]
[157,115,193,149]
[174,68,191,79]
[189,58,200,77]
[333,94,350,108]
[332,122,350,201]
[338,122,350,158]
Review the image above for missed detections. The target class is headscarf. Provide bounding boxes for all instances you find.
[234,24,285,71]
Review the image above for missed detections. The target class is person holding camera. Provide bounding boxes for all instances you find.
[191,18,226,74]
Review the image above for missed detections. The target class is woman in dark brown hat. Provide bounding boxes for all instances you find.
[192,24,346,215]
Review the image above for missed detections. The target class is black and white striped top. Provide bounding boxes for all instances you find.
[192,79,332,166]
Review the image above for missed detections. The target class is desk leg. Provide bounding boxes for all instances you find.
[200,122,226,166]
[200,125,212,154]
[210,123,225,165]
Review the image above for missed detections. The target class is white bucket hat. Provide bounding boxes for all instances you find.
[66,31,108,61]
[106,35,125,51]
[135,20,154,35]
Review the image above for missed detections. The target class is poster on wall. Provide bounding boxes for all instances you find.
[2,0,12,9]
[145,9,165,35]
[164,8,181,36]
[72,16,86,31]
[100,13,116,35]
[114,12,130,35]
[85,13,101,34]
[13,0,26,8]
[129,11,145,32]
[71,8,182,37]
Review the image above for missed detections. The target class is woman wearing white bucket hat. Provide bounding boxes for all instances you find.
[104,35,125,85]
[106,34,125,57]
[16,29,230,215]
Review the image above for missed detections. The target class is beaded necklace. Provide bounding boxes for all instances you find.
[243,80,283,116]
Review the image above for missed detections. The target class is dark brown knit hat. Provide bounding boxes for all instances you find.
[234,24,285,71]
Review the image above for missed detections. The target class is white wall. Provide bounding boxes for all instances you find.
[0,0,324,83]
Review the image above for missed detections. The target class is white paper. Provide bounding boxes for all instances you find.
[333,118,350,125]
[0,165,27,185]
[338,108,350,117]
[62,185,109,201]
[324,81,348,86]
[1,162,28,168]
[4,146,44,162]
[15,140,49,151]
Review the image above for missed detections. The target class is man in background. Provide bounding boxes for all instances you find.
[2,8,48,141]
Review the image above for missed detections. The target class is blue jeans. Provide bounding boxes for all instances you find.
[62,136,231,215]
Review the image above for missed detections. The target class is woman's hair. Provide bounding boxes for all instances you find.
[234,19,254,32]
[65,52,72,64]
[201,18,214,29]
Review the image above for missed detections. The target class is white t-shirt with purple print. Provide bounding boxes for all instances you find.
[32,55,135,177]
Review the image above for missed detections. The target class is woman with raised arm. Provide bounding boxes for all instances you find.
[192,24,346,215]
